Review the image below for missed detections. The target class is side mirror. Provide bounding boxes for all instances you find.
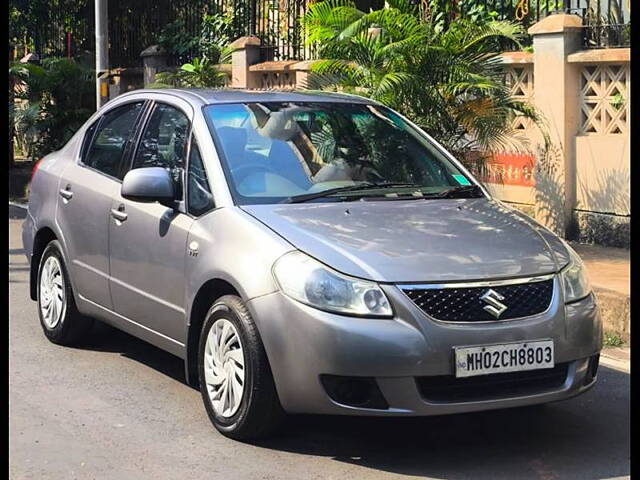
[121,167,176,208]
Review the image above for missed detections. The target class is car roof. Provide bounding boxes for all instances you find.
[118,88,377,106]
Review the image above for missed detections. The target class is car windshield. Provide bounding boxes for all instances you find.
[204,101,478,205]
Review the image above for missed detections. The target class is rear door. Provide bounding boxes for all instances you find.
[56,100,146,309]
[108,99,195,342]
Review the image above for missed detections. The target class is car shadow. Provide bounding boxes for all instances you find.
[78,321,192,388]
[254,366,630,479]
[71,323,630,479]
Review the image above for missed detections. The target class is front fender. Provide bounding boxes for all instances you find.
[184,206,295,332]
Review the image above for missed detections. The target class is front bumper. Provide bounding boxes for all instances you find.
[247,280,602,416]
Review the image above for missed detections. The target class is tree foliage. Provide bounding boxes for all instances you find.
[303,0,544,162]
[157,5,248,64]
[10,0,91,55]
[10,58,94,161]
[152,9,235,89]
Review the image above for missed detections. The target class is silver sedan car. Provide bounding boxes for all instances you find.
[23,89,602,440]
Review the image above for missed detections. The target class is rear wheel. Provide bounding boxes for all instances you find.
[37,240,93,345]
[198,295,284,440]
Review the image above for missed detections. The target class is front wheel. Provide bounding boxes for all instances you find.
[198,295,285,440]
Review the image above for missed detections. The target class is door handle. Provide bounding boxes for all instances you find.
[111,205,128,222]
[59,186,73,200]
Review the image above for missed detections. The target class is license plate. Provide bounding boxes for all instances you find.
[454,340,554,378]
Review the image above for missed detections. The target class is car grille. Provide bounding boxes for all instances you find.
[400,278,554,322]
[416,363,569,403]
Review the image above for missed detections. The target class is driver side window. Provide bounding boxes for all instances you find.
[132,102,190,198]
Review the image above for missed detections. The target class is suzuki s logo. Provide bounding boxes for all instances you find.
[480,289,508,318]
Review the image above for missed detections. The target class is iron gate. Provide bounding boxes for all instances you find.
[19,0,631,68]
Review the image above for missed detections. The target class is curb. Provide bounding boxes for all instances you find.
[600,348,630,373]
[593,287,630,344]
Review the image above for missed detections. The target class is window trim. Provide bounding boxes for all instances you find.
[77,100,149,183]
[125,100,193,205]
[79,118,101,164]
[185,135,216,217]
[117,100,155,180]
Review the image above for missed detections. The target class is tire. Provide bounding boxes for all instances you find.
[37,240,94,346]
[198,295,284,440]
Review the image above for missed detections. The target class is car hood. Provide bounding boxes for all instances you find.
[241,198,570,283]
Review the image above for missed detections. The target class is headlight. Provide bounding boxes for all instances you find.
[561,244,592,303]
[272,251,393,317]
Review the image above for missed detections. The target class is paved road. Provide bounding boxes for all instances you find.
[9,212,630,480]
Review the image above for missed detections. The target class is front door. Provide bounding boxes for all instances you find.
[108,100,194,343]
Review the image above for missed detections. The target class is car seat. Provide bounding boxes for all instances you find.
[266,140,311,190]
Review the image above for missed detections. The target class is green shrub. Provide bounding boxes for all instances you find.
[151,51,231,89]
[10,58,94,162]
[603,332,625,348]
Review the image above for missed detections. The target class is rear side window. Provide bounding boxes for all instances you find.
[83,101,144,179]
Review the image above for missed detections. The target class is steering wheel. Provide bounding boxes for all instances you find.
[323,157,385,183]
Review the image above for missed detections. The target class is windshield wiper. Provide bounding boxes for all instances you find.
[433,184,484,199]
[282,182,424,204]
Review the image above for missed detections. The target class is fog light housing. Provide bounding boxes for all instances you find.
[320,375,389,409]
[584,354,600,385]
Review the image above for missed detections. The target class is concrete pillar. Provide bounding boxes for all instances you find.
[229,36,261,89]
[108,68,144,98]
[140,45,170,87]
[528,14,583,238]
[292,60,314,89]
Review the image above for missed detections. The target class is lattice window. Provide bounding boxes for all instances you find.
[504,64,534,131]
[580,64,629,135]
[260,71,296,90]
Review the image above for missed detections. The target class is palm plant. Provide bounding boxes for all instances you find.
[151,47,232,89]
[9,58,94,162]
[303,0,542,165]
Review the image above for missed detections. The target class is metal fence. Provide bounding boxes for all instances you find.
[28,0,95,60]
[461,0,630,49]
[20,0,631,67]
